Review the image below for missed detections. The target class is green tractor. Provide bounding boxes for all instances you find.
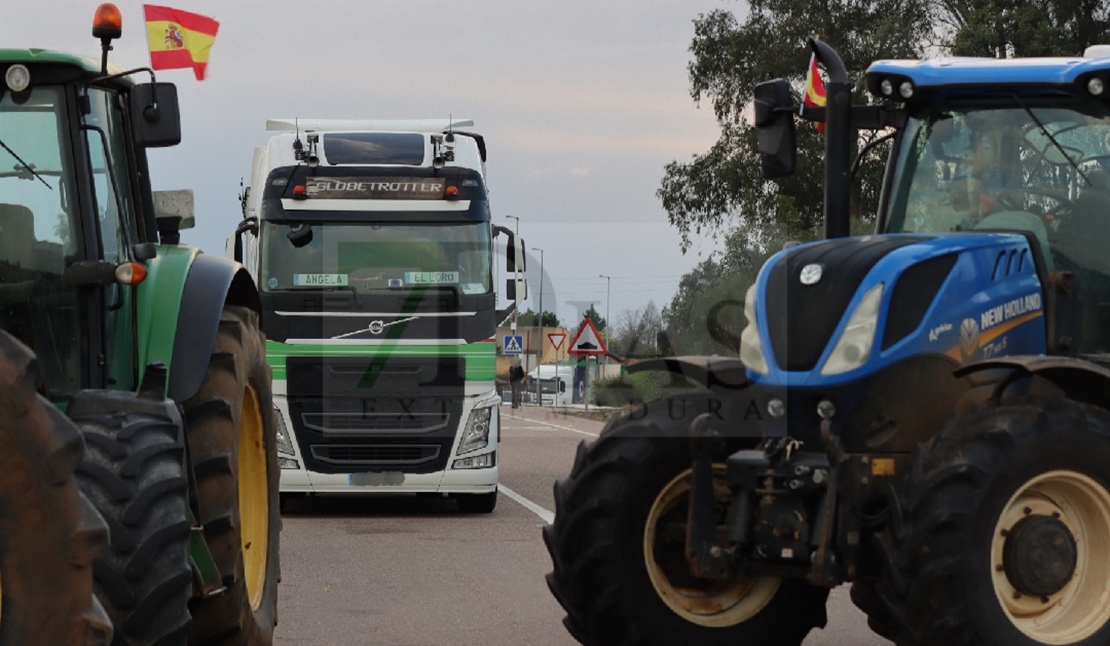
[0,4,279,644]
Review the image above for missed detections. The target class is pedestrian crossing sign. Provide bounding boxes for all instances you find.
[503,334,523,355]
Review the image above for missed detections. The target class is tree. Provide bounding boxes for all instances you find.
[940,0,1109,57]
[659,0,931,251]
[583,305,607,332]
[613,301,665,358]
[518,309,561,327]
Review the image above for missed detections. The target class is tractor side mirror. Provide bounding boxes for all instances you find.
[130,82,181,148]
[754,79,797,179]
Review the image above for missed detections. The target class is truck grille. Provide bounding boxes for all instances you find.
[286,355,464,474]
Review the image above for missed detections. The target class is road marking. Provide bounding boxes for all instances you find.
[500,485,555,524]
[505,415,599,438]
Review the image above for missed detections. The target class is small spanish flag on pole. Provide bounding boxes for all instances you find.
[802,52,827,134]
[143,4,219,81]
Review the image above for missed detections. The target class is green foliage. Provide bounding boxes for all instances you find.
[946,0,1110,57]
[583,304,607,332]
[591,372,706,407]
[518,309,561,327]
[660,0,931,251]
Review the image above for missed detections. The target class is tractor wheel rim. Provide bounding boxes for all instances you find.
[643,465,781,628]
[991,469,1110,643]
[239,383,269,611]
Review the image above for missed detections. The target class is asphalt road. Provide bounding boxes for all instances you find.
[273,405,892,645]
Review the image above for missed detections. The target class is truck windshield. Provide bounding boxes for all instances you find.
[258,220,492,295]
[886,100,1110,236]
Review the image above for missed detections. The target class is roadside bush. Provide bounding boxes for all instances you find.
[591,371,704,407]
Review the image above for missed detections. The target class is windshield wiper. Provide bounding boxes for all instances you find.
[1009,92,1091,187]
[0,137,51,189]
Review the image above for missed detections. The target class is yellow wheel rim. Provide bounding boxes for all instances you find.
[643,465,781,628]
[991,469,1110,644]
[238,383,269,611]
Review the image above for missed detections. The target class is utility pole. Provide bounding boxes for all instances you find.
[506,215,523,403]
[598,274,611,364]
[533,247,543,406]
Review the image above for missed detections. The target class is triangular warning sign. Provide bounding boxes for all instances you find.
[548,332,567,351]
[568,318,607,356]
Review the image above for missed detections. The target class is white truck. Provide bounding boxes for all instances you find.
[528,365,574,406]
[228,119,523,513]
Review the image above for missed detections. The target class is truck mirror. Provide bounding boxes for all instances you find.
[130,82,181,147]
[506,278,527,300]
[754,79,797,179]
[559,380,566,393]
[507,236,526,272]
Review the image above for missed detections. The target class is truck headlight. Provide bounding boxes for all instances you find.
[820,283,884,376]
[274,406,295,456]
[739,284,769,374]
[456,405,493,455]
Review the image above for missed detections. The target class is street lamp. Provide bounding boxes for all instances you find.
[598,274,612,367]
[532,246,544,406]
[505,215,521,333]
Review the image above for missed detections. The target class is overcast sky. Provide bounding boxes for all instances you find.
[5,0,735,331]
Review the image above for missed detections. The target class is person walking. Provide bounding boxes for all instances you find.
[509,358,525,409]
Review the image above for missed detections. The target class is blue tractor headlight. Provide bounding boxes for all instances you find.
[740,284,769,374]
[821,283,884,376]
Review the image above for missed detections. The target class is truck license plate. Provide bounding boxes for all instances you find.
[349,472,406,486]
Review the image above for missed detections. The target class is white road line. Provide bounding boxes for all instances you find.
[506,416,599,438]
[500,485,555,524]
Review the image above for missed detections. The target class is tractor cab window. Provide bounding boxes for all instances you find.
[887,99,1110,352]
[84,88,137,263]
[0,85,82,397]
[83,87,138,390]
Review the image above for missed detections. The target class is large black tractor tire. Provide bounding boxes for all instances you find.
[542,412,828,646]
[71,390,193,646]
[0,330,112,645]
[854,397,1110,646]
[184,306,280,646]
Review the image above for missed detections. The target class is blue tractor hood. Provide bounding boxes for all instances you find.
[748,232,1048,388]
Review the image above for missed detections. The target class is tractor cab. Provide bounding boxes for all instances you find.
[0,4,182,399]
[879,93,1110,352]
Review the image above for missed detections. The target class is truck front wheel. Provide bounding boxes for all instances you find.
[542,415,828,646]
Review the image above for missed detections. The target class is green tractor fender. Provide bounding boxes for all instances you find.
[955,355,1110,413]
[135,245,260,401]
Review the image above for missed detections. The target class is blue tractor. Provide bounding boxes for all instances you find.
[544,39,1110,646]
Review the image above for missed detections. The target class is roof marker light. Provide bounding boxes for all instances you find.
[445,185,460,199]
[5,65,30,93]
[292,185,307,200]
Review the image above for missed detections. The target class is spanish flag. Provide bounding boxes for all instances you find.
[803,53,827,134]
[143,5,219,81]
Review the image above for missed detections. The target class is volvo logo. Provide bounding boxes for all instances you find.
[799,264,824,285]
[367,320,385,335]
